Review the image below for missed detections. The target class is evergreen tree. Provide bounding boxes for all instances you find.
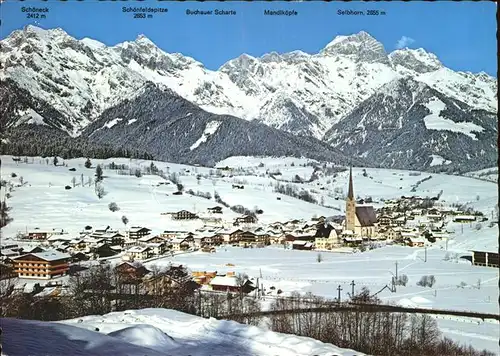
[53,156,58,166]
[84,158,92,169]
[95,165,103,182]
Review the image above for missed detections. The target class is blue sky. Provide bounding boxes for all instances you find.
[1,1,496,75]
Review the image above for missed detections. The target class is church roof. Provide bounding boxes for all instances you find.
[356,206,377,227]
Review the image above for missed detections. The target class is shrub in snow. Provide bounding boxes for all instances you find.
[95,183,106,199]
[84,158,92,168]
[396,274,408,286]
[108,202,120,212]
[65,185,71,190]
[10,173,17,178]
[417,276,428,287]
[474,223,482,230]
[417,275,436,288]
[134,169,142,178]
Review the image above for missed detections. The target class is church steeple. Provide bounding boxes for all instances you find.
[345,164,356,232]
[347,165,354,200]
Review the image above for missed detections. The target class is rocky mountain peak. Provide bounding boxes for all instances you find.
[260,51,282,63]
[389,47,443,73]
[134,34,157,47]
[320,31,390,65]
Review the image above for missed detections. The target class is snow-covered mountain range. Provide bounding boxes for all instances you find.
[0,25,497,170]
[1,25,496,137]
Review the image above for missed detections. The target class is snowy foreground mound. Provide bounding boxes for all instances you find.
[1,308,363,356]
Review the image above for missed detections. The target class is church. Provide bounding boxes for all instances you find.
[344,166,377,237]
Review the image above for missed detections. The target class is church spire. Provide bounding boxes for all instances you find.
[347,165,354,200]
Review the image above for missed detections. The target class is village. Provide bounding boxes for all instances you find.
[1,165,497,300]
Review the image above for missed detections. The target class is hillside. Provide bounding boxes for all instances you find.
[1,155,497,237]
[323,77,497,172]
[82,83,361,166]
[1,308,363,356]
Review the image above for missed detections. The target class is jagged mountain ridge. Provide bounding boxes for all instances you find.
[82,83,364,166]
[1,26,497,140]
[323,77,497,172]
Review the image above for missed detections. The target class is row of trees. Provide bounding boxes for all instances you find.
[3,126,154,161]
[273,182,318,204]
[267,290,494,356]
[0,199,13,228]
[0,263,257,323]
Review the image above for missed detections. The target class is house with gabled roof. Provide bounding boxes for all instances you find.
[126,226,152,240]
[12,250,71,279]
[126,245,152,260]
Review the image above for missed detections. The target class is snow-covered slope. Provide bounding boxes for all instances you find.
[1,26,496,140]
[1,308,363,356]
[324,77,497,171]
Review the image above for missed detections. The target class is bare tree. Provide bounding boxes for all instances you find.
[316,253,323,263]
[19,176,24,185]
[87,176,93,187]
[80,174,84,187]
[235,273,249,299]
[71,177,77,188]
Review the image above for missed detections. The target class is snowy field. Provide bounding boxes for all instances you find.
[1,155,497,238]
[146,244,499,353]
[1,308,363,356]
[1,155,498,353]
[465,167,498,183]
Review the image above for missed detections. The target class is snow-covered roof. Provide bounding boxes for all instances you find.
[0,249,19,257]
[127,246,150,253]
[146,242,165,248]
[454,215,476,220]
[210,276,239,287]
[47,235,73,241]
[129,226,151,233]
[14,250,71,262]
[138,235,158,242]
